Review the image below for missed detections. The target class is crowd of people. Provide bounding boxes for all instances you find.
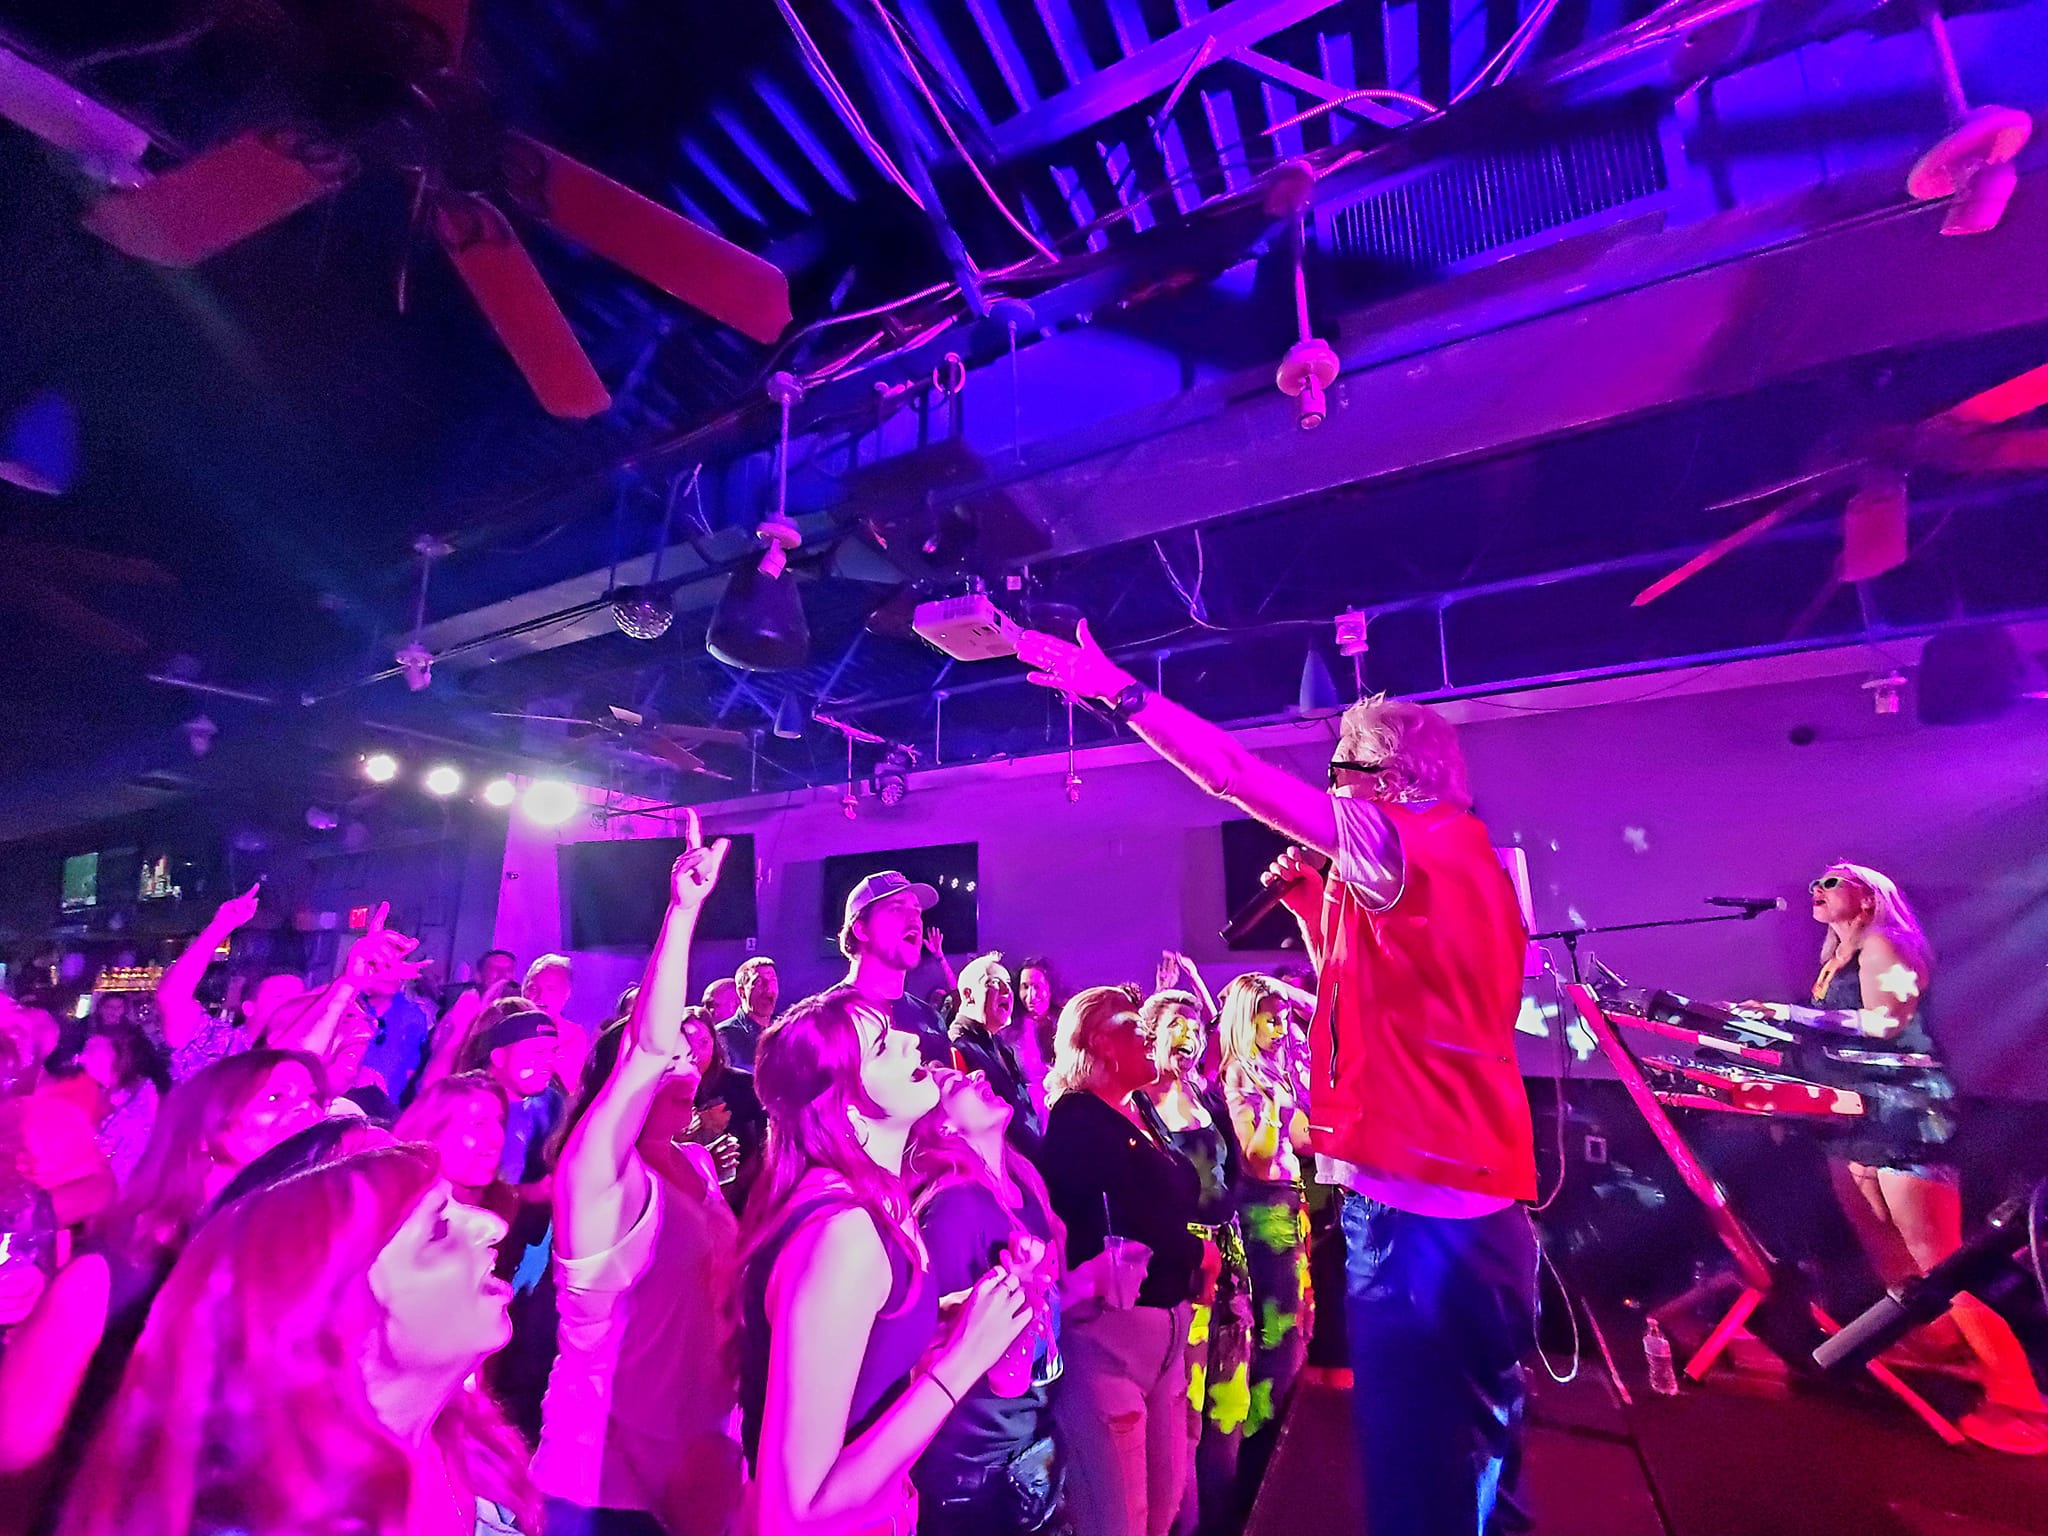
[0,618,2039,1536]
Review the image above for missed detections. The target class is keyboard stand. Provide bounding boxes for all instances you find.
[1561,985,1963,1446]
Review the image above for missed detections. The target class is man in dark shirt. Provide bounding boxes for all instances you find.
[716,954,779,1073]
[947,953,1042,1158]
[837,871,950,1063]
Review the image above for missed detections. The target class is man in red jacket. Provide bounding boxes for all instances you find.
[1019,620,1538,1536]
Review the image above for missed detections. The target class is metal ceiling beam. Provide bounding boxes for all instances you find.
[952,166,2048,560]
[988,0,1350,159]
[1231,47,1412,127]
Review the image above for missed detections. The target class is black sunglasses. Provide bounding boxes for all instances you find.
[1327,759,1387,788]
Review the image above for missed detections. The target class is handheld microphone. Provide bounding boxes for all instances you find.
[1222,852,1332,945]
[1705,896,1787,913]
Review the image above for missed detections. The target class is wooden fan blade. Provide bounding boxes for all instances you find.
[515,136,792,344]
[434,199,610,420]
[658,723,749,748]
[83,131,349,266]
[1633,487,1830,607]
[1702,462,1855,514]
[0,538,175,587]
[1940,361,2048,429]
[394,0,470,62]
[1841,476,1908,584]
[1919,427,2048,474]
[490,712,597,726]
[640,734,711,776]
[0,578,149,652]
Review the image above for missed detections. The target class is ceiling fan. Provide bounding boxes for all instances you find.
[1634,360,2048,607]
[492,704,745,779]
[0,536,177,652]
[22,0,791,419]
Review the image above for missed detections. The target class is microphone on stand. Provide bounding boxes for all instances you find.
[1222,852,1332,945]
[1705,896,1788,915]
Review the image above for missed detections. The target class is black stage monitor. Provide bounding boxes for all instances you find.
[560,833,758,949]
[821,842,979,952]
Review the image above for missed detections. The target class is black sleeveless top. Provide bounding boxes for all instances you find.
[1808,952,1956,1169]
[737,1194,937,1467]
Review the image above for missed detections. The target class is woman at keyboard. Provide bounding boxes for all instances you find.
[1748,861,2046,1455]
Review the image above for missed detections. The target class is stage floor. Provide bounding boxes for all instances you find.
[1250,1360,2048,1536]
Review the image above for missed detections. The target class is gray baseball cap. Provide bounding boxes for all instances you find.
[839,870,939,954]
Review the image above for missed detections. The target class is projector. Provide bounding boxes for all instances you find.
[912,592,1021,661]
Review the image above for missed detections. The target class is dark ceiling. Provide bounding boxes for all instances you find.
[1,0,2045,843]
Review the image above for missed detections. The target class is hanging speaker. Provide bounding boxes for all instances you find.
[706,556,810,671]
[1917,625,2023,725]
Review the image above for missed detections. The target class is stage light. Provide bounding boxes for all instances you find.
[1296,649,1339,713]
[424,764,464,797]
[482,777,517,808]
[772,692,806,739]
[522,778,580,827]
[363,752,400,784]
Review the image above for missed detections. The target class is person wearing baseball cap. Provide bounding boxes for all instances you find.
[837,871,951,1064]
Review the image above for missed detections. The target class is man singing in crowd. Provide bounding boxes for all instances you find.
[1019,619,1537,1536]
[837,871,953,1063]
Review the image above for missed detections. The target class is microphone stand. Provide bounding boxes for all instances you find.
[1532,907,1778,985]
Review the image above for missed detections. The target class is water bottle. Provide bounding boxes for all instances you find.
[1643,1317,1680,1396]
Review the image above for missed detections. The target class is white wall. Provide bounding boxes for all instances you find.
[494,642,2048,1100]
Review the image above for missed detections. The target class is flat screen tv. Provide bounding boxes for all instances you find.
[1218,819,1304,951]
[60,852,99,913]
[821,843,978,953]
[560,834,758,949]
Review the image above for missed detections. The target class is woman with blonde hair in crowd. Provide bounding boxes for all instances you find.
[56,1143,533,1536]
[1749,860,2047,1454]
[1040,986,1211,1536]
[1215,974,1315,1500]
[736,986,1032,1536]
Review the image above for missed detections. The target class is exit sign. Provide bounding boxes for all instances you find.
[348,906,372,930]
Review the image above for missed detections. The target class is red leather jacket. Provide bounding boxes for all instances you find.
[1307,802,1537,1203]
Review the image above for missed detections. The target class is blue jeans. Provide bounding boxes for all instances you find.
[1339,1194,1537,1536]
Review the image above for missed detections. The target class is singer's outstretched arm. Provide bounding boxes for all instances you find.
[1016,622,1403,912]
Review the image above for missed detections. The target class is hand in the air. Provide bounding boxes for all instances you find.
[924,925,946,958]
[1155,952,1182,993]
[1016,619,1135,704]
[214,883,262,931]
[670,809,730,913]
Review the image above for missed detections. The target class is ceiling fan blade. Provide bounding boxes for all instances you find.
[490,711,599,726]
[434,198,610,420]
[0,538,176,586]
[640,734,712,776]
[1841,475,1908,584]
[515,135,792,344]
[394,0,470,62]
[657,723,749,748]
[1633,486,1831,607]
[607,705,646,727]
[83,131,349,266]
[1940,361,2048,429]
[0,576,149,652]
[1701,462,1855,514]
[1918,426,2048,474]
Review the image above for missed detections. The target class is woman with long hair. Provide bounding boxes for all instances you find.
[0,1048,326,1520]
[737,987,1032,1536]
[1011,959,1062,1127]
[1751,861,2046,1454]
[1040,986,1211,1536]
[1214,974,1313,1498]
[1135,990,1247,1536]
[395,1074,516,1220]
[535,827,745,1536]
[905,1067,1089,1536]
[48,1020,165,1186]
[57,1143,533,1536]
